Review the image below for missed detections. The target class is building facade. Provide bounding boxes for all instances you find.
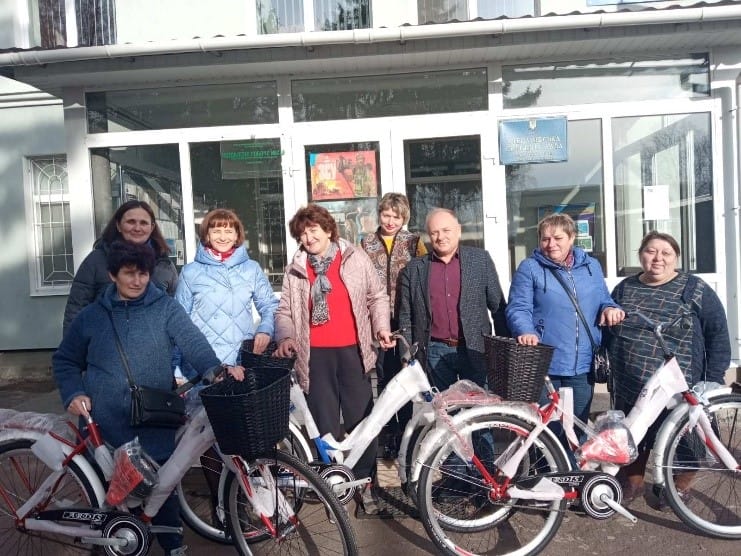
[0,0,740,371]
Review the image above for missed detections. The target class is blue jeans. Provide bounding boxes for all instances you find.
[426,341,487,392]
[540,373,594,466]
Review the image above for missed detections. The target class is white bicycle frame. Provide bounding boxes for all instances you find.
[411,356,739,519]
[288,357,435,488]
[2,406,298,549]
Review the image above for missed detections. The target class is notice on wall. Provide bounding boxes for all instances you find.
[220,139,282,179]
[643,185,671,221]
[499,116,568,165]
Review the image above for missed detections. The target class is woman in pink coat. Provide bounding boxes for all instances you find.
[275,204,394,514]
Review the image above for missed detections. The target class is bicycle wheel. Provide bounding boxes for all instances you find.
[417,414,569,556]
[224,450,358,556]
[0,438,101,555]
[178,423,312,544]
[661,393,741,538]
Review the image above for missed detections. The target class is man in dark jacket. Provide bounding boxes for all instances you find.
[397,208,508,390]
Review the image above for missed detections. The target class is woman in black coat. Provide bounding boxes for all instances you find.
[62,200,178,334]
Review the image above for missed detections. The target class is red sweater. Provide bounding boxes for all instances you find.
[307,253,358,347]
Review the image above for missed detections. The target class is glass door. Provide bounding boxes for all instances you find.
[289,124,394,249]
[390,113,506,281]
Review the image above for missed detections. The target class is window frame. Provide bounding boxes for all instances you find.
[24,154,74,296]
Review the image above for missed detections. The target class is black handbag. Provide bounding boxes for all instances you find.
[108,313,185,428]
[548,268,612,384]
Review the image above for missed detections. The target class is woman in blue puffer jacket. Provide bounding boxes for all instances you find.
[506,213,625,439]
[176,208,279,365]
[175,208,279,531]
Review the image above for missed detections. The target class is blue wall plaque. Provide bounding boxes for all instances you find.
[499,117,568,165]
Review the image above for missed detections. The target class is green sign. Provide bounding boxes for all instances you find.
[220,139,282,179]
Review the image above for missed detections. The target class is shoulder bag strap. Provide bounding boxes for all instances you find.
[547,267,599,352]
[106,311,138,390]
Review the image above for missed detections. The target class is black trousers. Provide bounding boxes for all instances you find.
[306,345,377,480]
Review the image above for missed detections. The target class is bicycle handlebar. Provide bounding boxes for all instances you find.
[624,309,692,358]
[174,364,227,396]
[390,329,419,363]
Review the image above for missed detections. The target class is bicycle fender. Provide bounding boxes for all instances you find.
[0,430,106,507]
[648,386,734,488]
[409,403,569,485]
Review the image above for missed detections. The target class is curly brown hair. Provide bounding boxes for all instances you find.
[288,204,339,242]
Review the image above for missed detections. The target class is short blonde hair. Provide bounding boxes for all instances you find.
[377,193,411,224]
[537,213,576,239]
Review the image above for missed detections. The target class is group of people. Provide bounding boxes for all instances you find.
[52,195,731,555]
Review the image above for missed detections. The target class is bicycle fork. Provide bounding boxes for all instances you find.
[231,455,299,541]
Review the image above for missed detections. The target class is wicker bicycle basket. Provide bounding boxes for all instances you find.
[484,336,555,402]
[240,340,295,371]
[199,366,290,460]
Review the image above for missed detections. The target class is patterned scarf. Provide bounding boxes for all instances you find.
[307,242,339,325]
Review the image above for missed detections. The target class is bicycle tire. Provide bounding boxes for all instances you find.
[178,422,313,544]
[660,393,741,539]
[223,449,358,556]
[0,438,101,555]
[417,414,568,556]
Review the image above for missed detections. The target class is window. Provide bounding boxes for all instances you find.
[503,54,710,109]
[304,142,380,246]
[613,113,714,275]
[191,141,288,288]
[257,0,304,33]
[314,0,370,31]
[292,68,487,122]
[26,155,74,294]
[405,136,484,249]
[506,120,605,275]
[475,0,535,18]
[86,82,278,132]
[256,0,370,33]
[90,146,185,267]
[418,0,468,23]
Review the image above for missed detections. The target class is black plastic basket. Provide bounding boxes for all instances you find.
[240,340,295,371]
[484,336,554,402]
[200,366,290,460]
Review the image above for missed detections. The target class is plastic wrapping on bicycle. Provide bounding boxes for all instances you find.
[240,340,296,370]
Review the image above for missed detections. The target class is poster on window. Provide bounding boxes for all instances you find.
[538,203,596,252]
[317,199,378,246]
[309,151,378,200]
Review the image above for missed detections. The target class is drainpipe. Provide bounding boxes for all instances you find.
[1,6,741,67]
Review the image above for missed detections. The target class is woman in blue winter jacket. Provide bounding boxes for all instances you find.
[53,241,245,555]
[176,208,279,365]
[175,208,279,531]
[506,213,625,439]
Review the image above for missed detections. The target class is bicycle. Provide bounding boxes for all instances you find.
[410,309,741,556]
[0,366,357,556]
[231,333,498,510]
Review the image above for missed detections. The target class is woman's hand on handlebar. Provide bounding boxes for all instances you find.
[67,395,92,418]
[275,338,297,358]
[600,306,626,326]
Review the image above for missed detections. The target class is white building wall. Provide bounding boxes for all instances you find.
[0,78,67,349]
[116,0,250,43]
